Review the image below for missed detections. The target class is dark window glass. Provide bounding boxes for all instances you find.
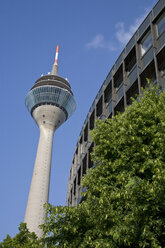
[157,13,165,36]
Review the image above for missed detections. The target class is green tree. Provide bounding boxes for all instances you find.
[0,223,43,248]
[42,83,165,247]
[1,82,165,247]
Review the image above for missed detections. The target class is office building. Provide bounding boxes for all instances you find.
[66,0,165,207]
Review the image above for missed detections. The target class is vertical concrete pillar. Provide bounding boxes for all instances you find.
[24,104,66,237]
[24,125,54,237]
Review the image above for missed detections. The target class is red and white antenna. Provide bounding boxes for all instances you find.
[52,45,59,75]
[54,45,59,65]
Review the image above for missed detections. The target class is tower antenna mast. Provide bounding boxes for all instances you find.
[52,45,59,75]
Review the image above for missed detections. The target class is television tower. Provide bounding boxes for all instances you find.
[24,46,76,237]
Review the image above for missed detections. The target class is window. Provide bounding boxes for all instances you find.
[79,136,82,144]
[125,46,136,73]
[78,167,81,185]
[141,31,152,56]
[88,143,94,169]
[74,178,76,195]
[89,110,95,130]
[104,81,112,103]
[84,123,88,142]
[157,12,165,36]
[70,189,72,204]
[96,96,103,117]
[114,64,123,88]
[82,155,87,175]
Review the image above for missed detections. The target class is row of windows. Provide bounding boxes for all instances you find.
[157,12,165,35]
[33,85,64,94]
[69,57,162,204]
[69,76,156,206]
[68,9,165,206]
[69,144,94,205]
[141,31,152,56]
[76,10,165,147]
[141,11,165,56]
[25,86,76,118]
[94,10,165,102]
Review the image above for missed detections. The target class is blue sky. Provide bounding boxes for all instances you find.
[0,0,158,241]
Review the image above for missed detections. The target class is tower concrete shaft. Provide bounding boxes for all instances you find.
[24,48,76,237]
[24,105,66,237]
[24,126,53,237]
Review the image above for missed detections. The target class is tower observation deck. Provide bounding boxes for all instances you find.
[24,46,76,237]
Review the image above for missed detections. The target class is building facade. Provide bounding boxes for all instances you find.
[66,0,165,207]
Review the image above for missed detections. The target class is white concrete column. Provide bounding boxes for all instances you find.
[24,104,66,237]
[24,125,54,237]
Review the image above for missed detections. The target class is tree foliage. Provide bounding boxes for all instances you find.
[41,83,165,247]
[1,82,165,247]
[0,223,43,248]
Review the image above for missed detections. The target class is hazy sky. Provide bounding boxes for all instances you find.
[0,0,158,241]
